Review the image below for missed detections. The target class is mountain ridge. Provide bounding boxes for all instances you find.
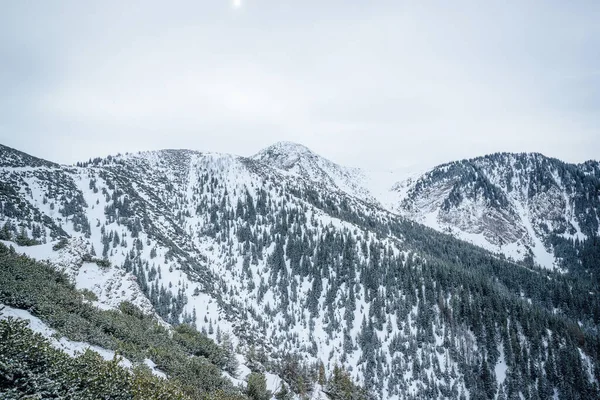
[5,141,600,270]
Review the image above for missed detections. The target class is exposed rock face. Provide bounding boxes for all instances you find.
[393,153,600,268]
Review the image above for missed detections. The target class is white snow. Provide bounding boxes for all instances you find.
[495,346,508,386]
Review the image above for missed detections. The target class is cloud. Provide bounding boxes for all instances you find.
[0,1,599,168]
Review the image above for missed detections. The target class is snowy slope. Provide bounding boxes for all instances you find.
[0,144,470,398]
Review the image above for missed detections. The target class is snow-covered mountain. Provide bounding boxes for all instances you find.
[1,142,599,399]
[389,153,600,270]
[252,141,376,204]
[251,144,600,270]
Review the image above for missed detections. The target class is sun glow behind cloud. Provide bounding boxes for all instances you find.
[233,0,242,9]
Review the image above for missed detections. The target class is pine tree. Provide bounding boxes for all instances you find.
[275,382,292,400]
[246,372,271,400]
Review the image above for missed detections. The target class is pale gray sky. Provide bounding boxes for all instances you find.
[1,1,599,170]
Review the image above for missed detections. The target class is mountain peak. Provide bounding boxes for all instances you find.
[252,141,316,169]
[265,141,314,153]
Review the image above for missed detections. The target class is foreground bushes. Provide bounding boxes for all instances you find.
[0,243,242,399]
[0,317,188,399]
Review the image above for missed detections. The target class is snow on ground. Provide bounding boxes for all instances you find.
[512,200,556,270]
[0,239,56,259]
[265,372,284,395]
[226,355,297,399]
[144,358,167,379]
[1,238,88,279]
[76,261,151,311]
[579,348,597,385]
[452,230,527,263]
[495,346,508,386]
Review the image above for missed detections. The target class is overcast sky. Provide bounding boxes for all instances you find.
[1,1,599,170]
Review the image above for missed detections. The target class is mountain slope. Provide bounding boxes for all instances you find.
[391,152,600,270]
[1,143,599,399]
[253,145,600,271]
[0,143,59,168]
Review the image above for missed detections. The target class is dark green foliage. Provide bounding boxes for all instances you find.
[272,353,315,396]
[245,373,271,400]
[274,382,292,400]
[0,243,244,399]
[324,365,369,400]
[0,317,189,399]
[52,238,69,251]
[14,226,39,247]
[80,288,99,302]
[279,178,600,398]
[173,324,228,369]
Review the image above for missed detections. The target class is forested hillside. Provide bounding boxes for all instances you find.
[1,143,599,399]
